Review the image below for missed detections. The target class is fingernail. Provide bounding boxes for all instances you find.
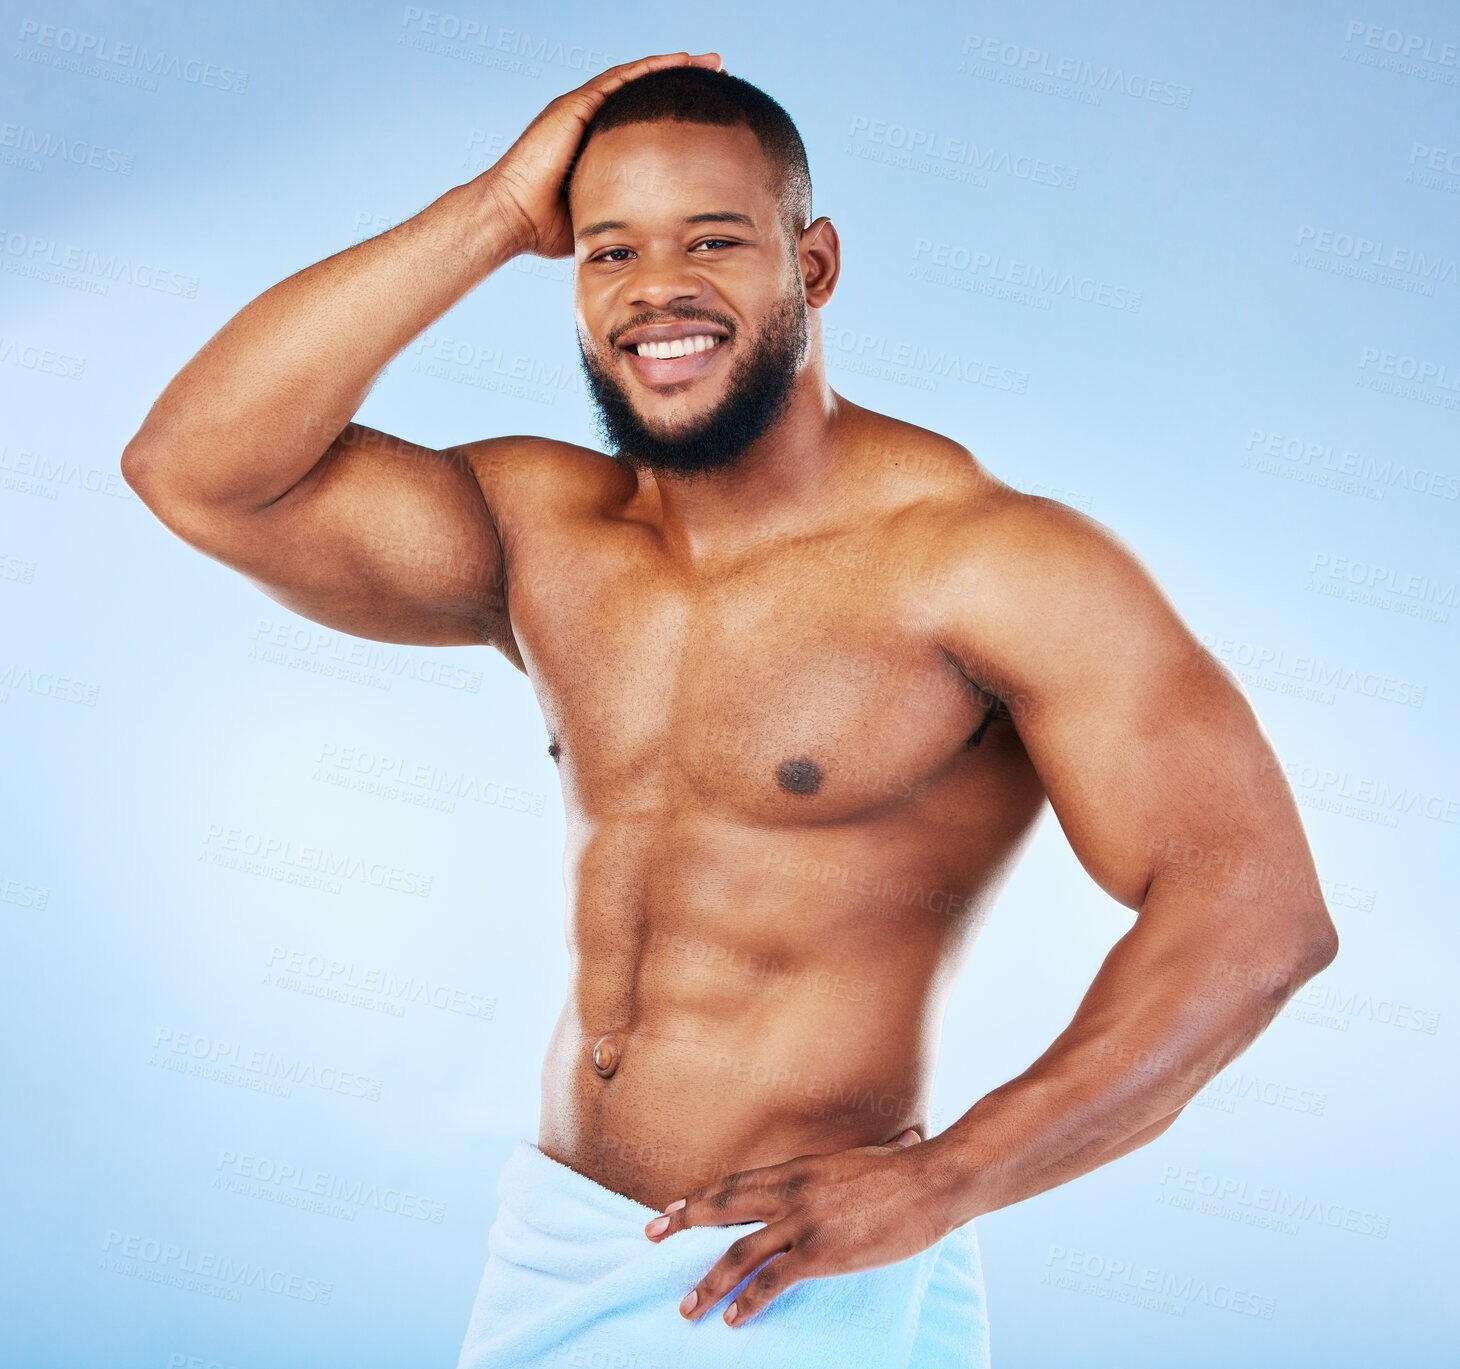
[725,1301,738,1324]
[664,1198,685,1212]
[898,1129,922,1146]
[645,1215,669,1237]
[679,1289,698,1316]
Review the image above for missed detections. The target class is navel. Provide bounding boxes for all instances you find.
[590,1034,621,1079]
[777,757,823,795]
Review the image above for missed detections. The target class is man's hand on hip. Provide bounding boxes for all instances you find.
[642,1129,955,1327]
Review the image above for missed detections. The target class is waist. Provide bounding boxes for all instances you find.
[540,997,934,1209]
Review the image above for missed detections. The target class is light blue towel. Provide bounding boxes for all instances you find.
[455,1140,991,1368]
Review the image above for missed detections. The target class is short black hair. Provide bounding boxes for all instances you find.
[563,65,813,249]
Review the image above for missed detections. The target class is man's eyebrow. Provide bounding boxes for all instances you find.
[575,211,757,241]
[685,212,756,228]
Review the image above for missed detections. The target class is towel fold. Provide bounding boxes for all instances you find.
[455,1140,990,1368]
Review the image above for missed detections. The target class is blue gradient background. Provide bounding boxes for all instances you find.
[2,1,1455,1365]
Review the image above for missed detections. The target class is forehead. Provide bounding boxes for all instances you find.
[570,121,777,231]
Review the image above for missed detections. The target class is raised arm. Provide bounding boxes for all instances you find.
[118,174,528,648]
[926,495,1340,1220]
[120,50,722,651]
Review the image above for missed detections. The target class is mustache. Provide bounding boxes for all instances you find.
[608,308,735,350]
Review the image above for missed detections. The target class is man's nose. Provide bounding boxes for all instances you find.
[626,254,706,311]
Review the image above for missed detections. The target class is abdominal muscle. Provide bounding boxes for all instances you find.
[534,811,1004,1211]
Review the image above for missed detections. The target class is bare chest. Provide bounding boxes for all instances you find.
[507,535,993,824]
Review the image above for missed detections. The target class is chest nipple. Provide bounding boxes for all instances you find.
[776,757,823,795]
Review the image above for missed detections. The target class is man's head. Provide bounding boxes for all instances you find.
[563,66,833,479]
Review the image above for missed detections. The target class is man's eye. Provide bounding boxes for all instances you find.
[590,240,736,263]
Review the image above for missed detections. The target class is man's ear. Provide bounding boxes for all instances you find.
[799,216,840,307]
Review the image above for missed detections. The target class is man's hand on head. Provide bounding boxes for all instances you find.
[483,49,723,260]
[642,1129,954,1327]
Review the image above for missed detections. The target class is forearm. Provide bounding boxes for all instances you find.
[122,172,526,508]
[924,874,1336,1225]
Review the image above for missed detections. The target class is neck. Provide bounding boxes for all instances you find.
[639,361,846,560]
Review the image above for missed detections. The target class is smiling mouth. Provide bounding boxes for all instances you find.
[623,334,726,359]
[618,333,728,384]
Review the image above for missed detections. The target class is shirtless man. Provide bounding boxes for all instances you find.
[121,50,1338,1360]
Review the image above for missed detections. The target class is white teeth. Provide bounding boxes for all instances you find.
[634,334,722,359]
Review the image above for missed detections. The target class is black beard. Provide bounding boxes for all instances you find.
[576,292,808,479]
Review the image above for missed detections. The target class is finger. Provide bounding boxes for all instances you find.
[550,52,720,144]
[621,50,721,73]
[646,1166,796,1239]
[723,1249,812,1326]
[585,51,720,101]
[677,1220,797,1321]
